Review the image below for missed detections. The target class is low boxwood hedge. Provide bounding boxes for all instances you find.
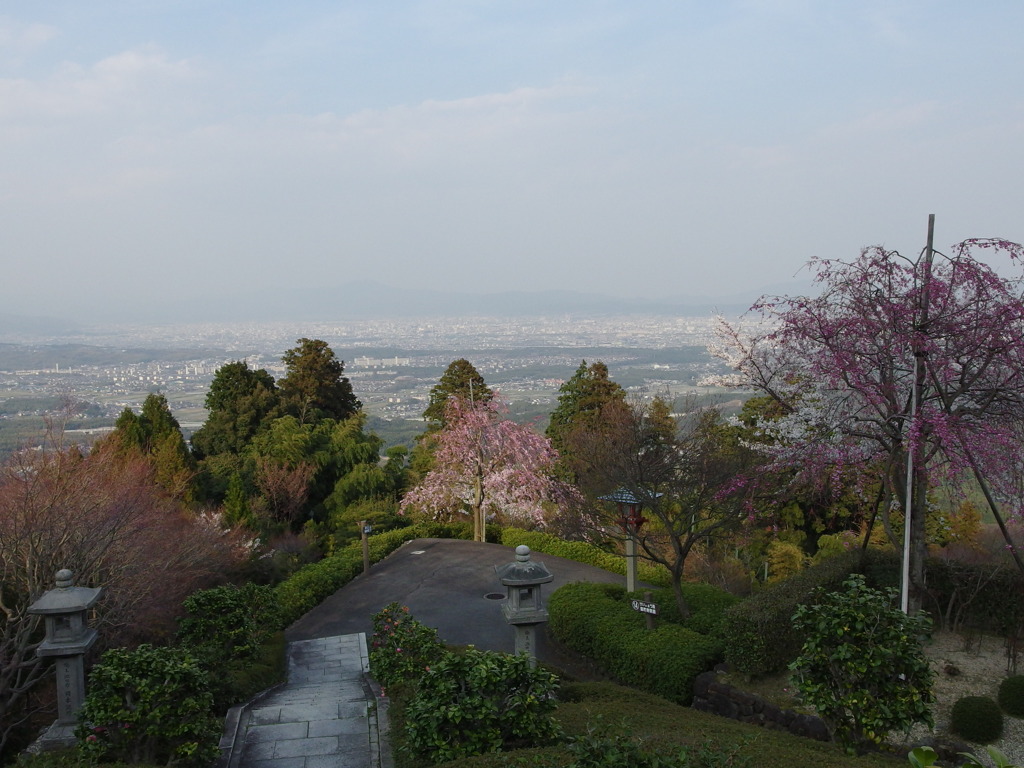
[547,581,721,704]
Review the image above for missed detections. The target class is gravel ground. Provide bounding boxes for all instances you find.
[890,632,1022,764]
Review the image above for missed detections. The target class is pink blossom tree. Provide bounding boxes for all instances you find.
[714,236,1024,611]
[400,397,581,542]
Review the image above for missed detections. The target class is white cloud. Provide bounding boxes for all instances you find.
[0,45,199,122]
[0,16,58,61]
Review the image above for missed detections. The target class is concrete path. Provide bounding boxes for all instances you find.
[220,538,633,767]
[219,633,390,768]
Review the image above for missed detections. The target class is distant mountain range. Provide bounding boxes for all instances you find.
[3,279,814,329]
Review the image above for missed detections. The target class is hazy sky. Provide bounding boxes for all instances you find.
[3,1,1023,320]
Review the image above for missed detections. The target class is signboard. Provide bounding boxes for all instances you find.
[630,599,658,615]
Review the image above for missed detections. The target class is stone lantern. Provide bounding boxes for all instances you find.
[27,569,103,749]
[495,545,553,666]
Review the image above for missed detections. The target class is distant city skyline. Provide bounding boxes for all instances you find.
[3,2,1023,322]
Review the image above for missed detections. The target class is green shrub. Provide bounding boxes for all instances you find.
[223,631,287,706]
[547,582,721,704]
[403,648,561,764]
[500,528,673,587]
[368,602,447,688]
[645,583,740,636]
[178,582,282,656]
[721,548,900,678]
[790,574,934,752]
[998,674,1024,717]
[76,645,220,768]
[950,695,1004,744]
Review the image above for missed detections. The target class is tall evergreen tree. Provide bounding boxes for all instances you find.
[108,393,197,501]
[422,358,492,431]
[546,360,627,463]
[191,360,279,459]
[278,338,360,423]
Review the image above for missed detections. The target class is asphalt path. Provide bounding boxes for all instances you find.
[285,538,629,677]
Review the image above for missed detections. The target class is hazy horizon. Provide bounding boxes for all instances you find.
[3,3,1023,322]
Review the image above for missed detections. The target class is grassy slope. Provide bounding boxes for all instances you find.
[390,680,900,768]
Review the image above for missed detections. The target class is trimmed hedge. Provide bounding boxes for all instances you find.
[646,583,741,637]
[274,521,485,626]
[721,548,900,678]
[500,527,673,587]
[547,581,721,704]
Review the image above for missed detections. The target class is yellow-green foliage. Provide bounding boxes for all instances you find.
[766,540,805,582]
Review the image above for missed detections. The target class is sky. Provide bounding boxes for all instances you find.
[3,1,1024,322]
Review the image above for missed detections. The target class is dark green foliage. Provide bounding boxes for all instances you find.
[389,680,898,768]
[223,631,287,706]
[403,648,561,764]
[499,527,672,587]
[279,338,360,422]
[368,602,447,688]
[998,674,1024,717]
[721,548,900,678]
[790,574,934,751]
[950,695,1004,744]
[422,358,492,430]
[547,582,721,704]
[108,393,197,500]
[178,582,282,657]
[76,645,220,767]
[191,360,279,459]
[646,584,740,637]
[546,361,626,473]
[177,583,284,709]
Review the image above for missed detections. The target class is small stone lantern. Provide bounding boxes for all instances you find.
[495,545,553,666]
[27,569,102,749]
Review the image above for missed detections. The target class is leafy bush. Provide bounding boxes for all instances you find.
[547,582,721,704]
[790,574,934,752]
[403,648,561,764]
[501,528,672,587]
[909,744,1020,768]
[178,582,282,657]
[645,583,740,636]
[76,645,220,767]
[721,548,900,678]
[998,674,1024,717]
[368,602,447,688]
[951,696,1004,744]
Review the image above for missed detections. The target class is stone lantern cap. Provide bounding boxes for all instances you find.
[28,570,102,657]
[28,570,102,615]
[495,545,553,586]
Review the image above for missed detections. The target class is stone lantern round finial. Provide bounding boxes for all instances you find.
[55,569,74,589]
[515,545,531,562]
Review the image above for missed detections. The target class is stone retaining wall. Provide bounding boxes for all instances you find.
[691,669,830,742]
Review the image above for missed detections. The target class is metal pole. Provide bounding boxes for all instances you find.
[360,521,370,575]
[901,213,934,614]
